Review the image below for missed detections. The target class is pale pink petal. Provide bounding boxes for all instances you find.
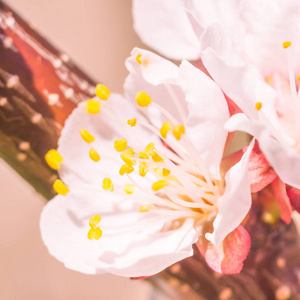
[247,142,277,193]
[287,187,300,213]
[132,0,202,60]
[226,113,300,189]
[197,225,250,274]
[271,178,292,224]
[178,60,229,179]
[205,139,254,247]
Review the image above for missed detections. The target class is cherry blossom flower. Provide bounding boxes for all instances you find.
[41,48,253,277]
[133,0,300,221]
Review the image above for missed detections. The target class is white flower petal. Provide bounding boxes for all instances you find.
[41,190,198,277]
[226,113,300,189]
[132,0,202,60]
[178,60,229,179]
[124,48,188,125]
[206,139,254,247]
[58,93,158,186]
[88,218,198,277]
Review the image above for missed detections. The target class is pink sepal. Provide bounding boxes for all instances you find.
[287,187,300,213]
[197,225,251,274]
[271,177,292,224]
[247,142,277,193]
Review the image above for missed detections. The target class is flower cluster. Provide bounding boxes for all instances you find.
[41,0,300,277]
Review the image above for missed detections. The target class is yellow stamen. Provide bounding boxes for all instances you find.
[89,214,101,228]
[136,91,152,107]
[89,148,100,162]
[152,180,169,191]
[255,102,262,111]
[152,152,164,162]
[139,161,149,177]
[297,76,300,82]
[102,177,114,192]
[86,99,101,114]
[95,84,111,100]
[138,152,149,159]
[127,118,137,127]
[173,124,185,140]
[162,168,171,176]
[120,151,136,166]
[87,227,102,240]
[282,41,292,49]
[114,138,127,152]
[139,204,155,213]
[124,184,135,194]
[53,179,69,196]
[136,54,142,64]
[160,121,172,139]
[45,149,63,170]
[145,142,155,156]
[119,164,134,176]
[80,129,95,143]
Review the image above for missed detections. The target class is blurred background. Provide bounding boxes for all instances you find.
[0,0,152,299]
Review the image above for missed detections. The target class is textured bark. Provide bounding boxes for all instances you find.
[0,2,300,299]
[0,1,96,199]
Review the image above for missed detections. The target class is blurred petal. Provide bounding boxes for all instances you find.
[206,139,254,246]
[132,0,202,60]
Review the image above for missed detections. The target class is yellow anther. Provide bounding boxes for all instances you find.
[89,148,101,162]
[138,152,149,159]
[160,121,172,139]
[45,149,63,170]
[136,91,152,107]
[80,129,95,143]
[162,168,171,176]
[255,102,262,111]
[127,118,137,127]
[95,84,111,100]
[139,204,155,213]
[119,164,134,176]
[173,124,185,140]
[136,54,142,64]
[124,184,135,194]
[86,99,101,114]
[89,214,101,228]
[53,179,69,196]
[145,142,155,156]
[87,227,102,240]
[120,148,135,166]
[139,162,149,177]
[152,180,169,191]
[102,177,114,192]
[282,41,292,49]
[297,76,300,82]
[152,152,164,162]
[114,138,127,152]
